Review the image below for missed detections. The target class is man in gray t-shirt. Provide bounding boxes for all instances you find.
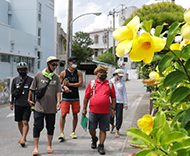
[28,56,62,155]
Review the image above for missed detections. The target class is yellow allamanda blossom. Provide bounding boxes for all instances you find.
[137,114,154,135]
[181,8,190,39]
[113,16,141,57]
[129,32,166,64]
[170,39,190,50]
[149,71,160,79]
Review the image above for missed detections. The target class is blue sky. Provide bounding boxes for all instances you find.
[55,0,190,33]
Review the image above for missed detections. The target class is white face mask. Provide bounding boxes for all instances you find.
[71,64,77,68]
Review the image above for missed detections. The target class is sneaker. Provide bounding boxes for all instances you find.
[91,136,98,149]
[58,133,65,142]
[98,144,105,155]
[70,132,77,139]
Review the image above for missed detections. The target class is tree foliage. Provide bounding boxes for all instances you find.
[123,2,185,28]
[71,31,94,66]
[96,47,118,66]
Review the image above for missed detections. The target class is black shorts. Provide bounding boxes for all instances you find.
[88,111,110,131]
[14,105,31,122]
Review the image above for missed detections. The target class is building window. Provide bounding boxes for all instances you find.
[37,61,40,69]
[27,58,34,73]
[38,27,41,46]
[94,34,99,44]
[14,56,21,63]
[102,33,107,44]
[38,3,42,22]
[94,50,98,57]
[0,54,10,62]
[37,51,42,59]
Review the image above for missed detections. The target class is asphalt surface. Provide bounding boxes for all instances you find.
[0,79,150,156]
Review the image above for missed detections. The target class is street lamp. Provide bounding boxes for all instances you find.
[69,12,102,57]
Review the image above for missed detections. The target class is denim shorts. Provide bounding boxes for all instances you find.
[88,111,110,131]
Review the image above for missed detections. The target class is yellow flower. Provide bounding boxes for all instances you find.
[129,32,166,64]
[149,71,160,79]
[181,8,190,39]
[137,114,153,135]
[113,16,141,57]
[170,39,190,50]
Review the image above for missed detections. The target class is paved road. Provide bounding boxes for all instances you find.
[0,79,150,156]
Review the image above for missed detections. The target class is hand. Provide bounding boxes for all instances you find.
[125,105,128,110]
[63,80,69,86]
[64,86,70,93]
[28,100,35,107]
[10,104,13,110]
[57,102,61,111]
[111,109,115,117]
[82,109,87,117]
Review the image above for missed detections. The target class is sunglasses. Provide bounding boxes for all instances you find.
[98,71,107,74]
[71,60,77,63]
[50,63,58,67]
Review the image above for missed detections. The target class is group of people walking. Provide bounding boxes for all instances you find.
[10,55,128,155]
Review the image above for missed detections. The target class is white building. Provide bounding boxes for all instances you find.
[0,0,55,79]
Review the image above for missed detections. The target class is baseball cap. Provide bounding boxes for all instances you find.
[113,69,124,77]
[68,56,78,62]
[46,56,59,63]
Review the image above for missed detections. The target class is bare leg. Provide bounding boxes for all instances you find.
[99,130,106,144]
[33,138,39,153]
[72,113,78,132]
[60,113,67,134]
[20,120,29,144]
[89,129,96,138]
[18,121,23,143]
[47,135,53,149]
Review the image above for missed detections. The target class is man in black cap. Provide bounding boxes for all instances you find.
[58,56,83,141]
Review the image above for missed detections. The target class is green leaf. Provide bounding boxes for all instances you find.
[126,128,154,145]
[181,44,190,61]
[170,87,190,104]
[166,22,181,47]
[181,108,190,128]
[135,150,152,156]
[129,138,146,145]
[154,23,168,37]
[160,131,188,145]
[171,110,185,126]
[185,58,190,70]
[170,138,190,152]
[153,111,166,128]
[163,121,171,136]
[166,50,181,60]
[152,126,163,144]
[142,20,153,33]
[152,54,163,62]
[158,55,173,75]
[163,70,185,87]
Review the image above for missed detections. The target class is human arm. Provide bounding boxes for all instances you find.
[10,78,15,110]
[56,92,61,111]
[111,97,116,117]
[27,90,35,107]
[123,83,128,110]
[82,97,89,117]
[65,70,83,88]
[60,70,70,93]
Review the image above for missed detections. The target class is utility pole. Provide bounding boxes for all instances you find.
[107,28,109,54]
[66,0,73,68]
[112,8,116,62]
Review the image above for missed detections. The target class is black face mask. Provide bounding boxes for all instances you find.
[100,75,107,80]
[19,72,27,77]
[48,65,54,73]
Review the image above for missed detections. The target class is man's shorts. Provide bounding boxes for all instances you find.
[88,111,110,131]
[61,101,80,114]
[14,105,31,122]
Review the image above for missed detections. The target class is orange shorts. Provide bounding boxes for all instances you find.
[61,101,80,114]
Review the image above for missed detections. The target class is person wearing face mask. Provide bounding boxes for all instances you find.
[28,56,62,155]
[82,65,116,155]
[109,69,128,138]
[58,56,83,141]
[10,62,33,147]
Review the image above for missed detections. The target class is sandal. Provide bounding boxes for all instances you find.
[47,148,54,154]
[110,125,115,133]
[115,134,120,138]
[32,150,39,155]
